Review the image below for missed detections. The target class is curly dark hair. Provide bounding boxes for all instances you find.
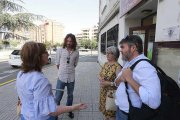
[21,42,47,73]
[119,35,143,54]
[63,33,77,50]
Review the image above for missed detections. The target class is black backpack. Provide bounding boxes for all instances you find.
[130,59,180,120]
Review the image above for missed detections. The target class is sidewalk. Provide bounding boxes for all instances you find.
[0,55,103,120]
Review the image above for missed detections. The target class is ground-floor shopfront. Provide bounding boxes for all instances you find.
[98,0,180,85]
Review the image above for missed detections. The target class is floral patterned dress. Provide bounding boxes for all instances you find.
[99,62,120,117]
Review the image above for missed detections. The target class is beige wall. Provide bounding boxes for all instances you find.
[45,21,65,44]
[155,0,180,42]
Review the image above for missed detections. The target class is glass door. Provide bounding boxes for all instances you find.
[129,24,156,60]
[132,30,146,50]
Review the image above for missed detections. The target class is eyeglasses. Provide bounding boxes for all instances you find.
[67,56,70,64]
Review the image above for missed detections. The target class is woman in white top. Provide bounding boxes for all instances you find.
[16,42,87,120]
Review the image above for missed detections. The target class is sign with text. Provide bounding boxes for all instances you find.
[120,0,142,17]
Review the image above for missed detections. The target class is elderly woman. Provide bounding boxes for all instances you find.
[99,46,122,120]
[16,42,87,120]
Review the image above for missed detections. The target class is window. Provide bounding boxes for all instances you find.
[11,50,20,55]
[107,24,119,47]
[101,32,106,54]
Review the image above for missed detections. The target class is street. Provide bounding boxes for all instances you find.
[0,51,98,86]
[0,61,18,85]
[0,56,55,86]
[0,52,103,120]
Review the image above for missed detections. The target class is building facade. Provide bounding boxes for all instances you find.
[98,0,180,85]
[0,19,65,46]
[76,25,98,47]
[44,20,65,44]
[98,0,120,64]
[28,20,65,44]
[77,25,98,41]
[81,28,90,40]
[0,27,29,41]
[90,25,98,40]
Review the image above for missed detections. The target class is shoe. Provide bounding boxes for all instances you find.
[68,112,74,119]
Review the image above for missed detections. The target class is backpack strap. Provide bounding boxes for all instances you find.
[130,59,168,77]
[130,59,150,70]
[125,59,158,107]
[125,58,169,107]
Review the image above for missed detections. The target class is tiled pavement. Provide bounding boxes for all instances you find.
[0,55,104,120]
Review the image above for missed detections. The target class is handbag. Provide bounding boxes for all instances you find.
[105,90,116,111]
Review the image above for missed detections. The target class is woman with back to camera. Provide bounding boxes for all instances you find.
[16,42,87,120]
[99,46,122,120]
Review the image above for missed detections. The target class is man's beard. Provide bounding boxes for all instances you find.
[67,44,72,48]
[121,50,132,61]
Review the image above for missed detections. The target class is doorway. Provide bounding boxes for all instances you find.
[129,24,156,60]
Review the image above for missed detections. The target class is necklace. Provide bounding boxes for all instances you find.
[66,48,73,55]
[66,49,73,64]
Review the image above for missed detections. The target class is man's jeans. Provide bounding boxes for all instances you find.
[55,80,75,106]
[116,107,128,120]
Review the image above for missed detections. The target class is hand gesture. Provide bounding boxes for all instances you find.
[100,79,110,87]
[73,103,87,110]
[98,76,104,82]
[115,75,125,86]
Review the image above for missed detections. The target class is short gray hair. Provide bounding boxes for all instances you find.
[106,46,119,60]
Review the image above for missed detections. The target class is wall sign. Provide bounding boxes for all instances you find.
[161,25,180,41]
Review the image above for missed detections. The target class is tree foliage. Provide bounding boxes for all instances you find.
[9,39,20,47]
[44,41,51,50]
[0,0,44,32]
[91,39,98,49]
[79,39,97,49]
[0,13,43,31]
[0,0,24,13]
[1,40,10,48]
